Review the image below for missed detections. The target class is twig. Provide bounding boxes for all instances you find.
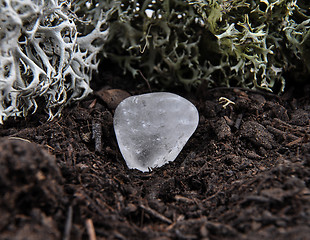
[89,99,97,108]
[204,86,281,99]
[234,113,243,129]
[63,206,73,240]
[175,195,194,203]
[137,70,152,92]
[92,120,102,153]
[286,137,304,147]
[273,118,309,132]
[45,144,55,151]
[139,204,172,224]
[267,125,299,141]
[8,136,31,143]
[85,219,97,240]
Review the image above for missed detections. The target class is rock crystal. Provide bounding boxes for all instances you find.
[114,92,199,172]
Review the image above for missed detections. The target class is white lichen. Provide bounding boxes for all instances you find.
[0,0,108,123]
[219,97,235,109]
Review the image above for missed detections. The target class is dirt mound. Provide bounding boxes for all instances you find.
[0,84,309,239]
[0,138,66,239]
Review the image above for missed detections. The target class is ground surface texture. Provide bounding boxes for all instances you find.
[0,71,310,240]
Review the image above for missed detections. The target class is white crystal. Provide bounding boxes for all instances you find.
[113,92,199,172]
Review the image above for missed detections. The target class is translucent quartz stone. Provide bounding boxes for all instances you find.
[113,92,199,172]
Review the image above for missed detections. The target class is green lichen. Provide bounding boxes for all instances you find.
[95,0,309,92]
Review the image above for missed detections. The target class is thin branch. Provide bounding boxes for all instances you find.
[85,219,97,240]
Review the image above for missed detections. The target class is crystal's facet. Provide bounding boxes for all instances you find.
[113,92,199,172]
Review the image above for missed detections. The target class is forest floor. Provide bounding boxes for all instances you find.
[0,65,309,240]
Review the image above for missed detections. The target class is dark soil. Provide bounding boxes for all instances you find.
[0,67,310,239]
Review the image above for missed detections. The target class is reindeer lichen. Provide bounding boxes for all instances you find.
[99,0,309,91]
[0,0,108,123]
